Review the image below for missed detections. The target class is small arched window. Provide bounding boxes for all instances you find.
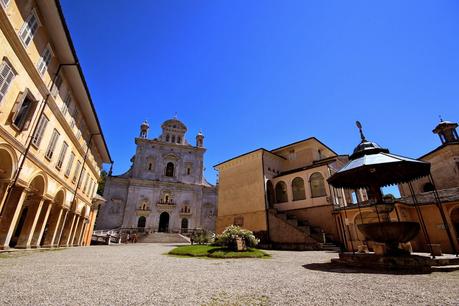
[177,136,181,144]
[275,181,288,203]
[423,182,434,192]
[310,172,326,198]
[171,135,176,143]
[165,162,174,177]
[166,134,170,142]
[292,177,306,201]
[148,163,152,170]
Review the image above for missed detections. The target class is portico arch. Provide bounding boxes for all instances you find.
[39,189,65,247]
[0,146,17,214]
[11,174,47,247]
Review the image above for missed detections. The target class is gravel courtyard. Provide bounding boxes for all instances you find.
[0,244,458,305]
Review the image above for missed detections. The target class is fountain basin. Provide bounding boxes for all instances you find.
[357,221,420,243]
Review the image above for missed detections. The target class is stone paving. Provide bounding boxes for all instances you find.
[0,244,458,305]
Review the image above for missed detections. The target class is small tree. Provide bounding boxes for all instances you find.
[97,170,108,195]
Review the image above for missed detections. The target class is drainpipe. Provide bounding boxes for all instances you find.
[261,151,270,244]
[71,133,100,210]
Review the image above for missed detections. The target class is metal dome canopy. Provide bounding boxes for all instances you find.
[327,121,431,189]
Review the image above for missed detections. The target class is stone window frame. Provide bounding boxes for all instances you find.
[10,89,38,132]
[0,57,16,103]
[18,8,41,48]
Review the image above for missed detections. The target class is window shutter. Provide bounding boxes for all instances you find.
[31,114,48,146]
[10,89,28,124]
[0,61,15,102]
[1,0,11,8]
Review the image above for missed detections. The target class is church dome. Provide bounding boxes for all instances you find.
[161,118,187,132]
[160,117,188,145]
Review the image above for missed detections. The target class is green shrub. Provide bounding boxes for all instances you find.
[190,229,215,245]
[214,225,260,250]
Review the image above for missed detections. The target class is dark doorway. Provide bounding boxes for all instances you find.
[181,218,188,233]
[137,216,146,230]
[158,212,169,232]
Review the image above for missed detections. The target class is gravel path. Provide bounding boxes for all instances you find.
[0,244,458,305]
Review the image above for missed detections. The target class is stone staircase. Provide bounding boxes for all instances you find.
[137,232,190,244]
[270,210,341,251]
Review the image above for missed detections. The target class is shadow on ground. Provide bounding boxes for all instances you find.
[302,262,430,275]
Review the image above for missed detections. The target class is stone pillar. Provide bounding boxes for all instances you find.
[16,196,45,249]
[55,209,68,247]
[42,205,64,247]
[30,200,52,248]
[70,216,81,246]
[76,218,86,246]
[59,212,76,247]
[83,208,98,246]
[0,187,28,249]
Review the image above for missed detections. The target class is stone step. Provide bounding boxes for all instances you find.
[137,233,190,244]
[431,257,459,266]
[286,219,299,227]
[297,225,311,235]
[431,265,459,272]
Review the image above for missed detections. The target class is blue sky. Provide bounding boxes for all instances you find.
[61,0,459,185]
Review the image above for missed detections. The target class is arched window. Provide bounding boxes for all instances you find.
[181,218,188,233]
[292,177,306,201]
[275,181,288,203]
[165,162,174,177]
[171,135,176,143]
[148,163,152,170]
[310,172,326,198]
[266,180,275,208]
[177,136,181,144]
[166,134,170,142]
[423,183,434,192]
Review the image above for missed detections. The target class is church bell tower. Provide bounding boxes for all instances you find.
[433,119,458,144]
[140,120,149,139]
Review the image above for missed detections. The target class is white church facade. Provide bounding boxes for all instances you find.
[95,118,217,233]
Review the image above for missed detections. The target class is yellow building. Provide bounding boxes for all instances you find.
[214,137,348,249]
[0,0,111,249]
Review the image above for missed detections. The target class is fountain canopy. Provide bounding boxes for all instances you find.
[328,122,430,189]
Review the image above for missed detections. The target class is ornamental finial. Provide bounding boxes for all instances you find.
[356,121,366,142]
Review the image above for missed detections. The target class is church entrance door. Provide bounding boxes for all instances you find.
[158,212,169,232]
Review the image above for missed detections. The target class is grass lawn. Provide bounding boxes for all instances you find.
[168,245,270,259]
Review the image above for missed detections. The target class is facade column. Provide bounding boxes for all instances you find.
[83,208,98,246]
[30,200,53,248]
[75,217,86,246]
[77,222,85,245]
[70,216,81,246]
[42,206,64,247]
[55,209,69,247]
[59,212,76,247]
[0,187,28,249]
[16,196,45,249]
